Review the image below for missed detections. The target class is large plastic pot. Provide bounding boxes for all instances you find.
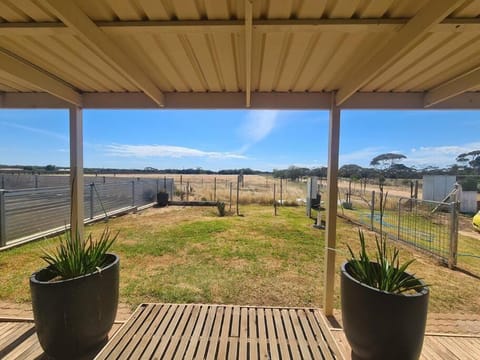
[341,261,429,360]
[30,253,119,359]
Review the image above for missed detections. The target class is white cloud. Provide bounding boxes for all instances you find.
[339,142,480,168]
[340,147,384,166]
[1,121,68,141]
[239,110,279,152]
[105,144,246,160]
[405,142,480,168]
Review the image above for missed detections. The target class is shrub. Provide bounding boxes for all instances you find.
[217,202,226,217]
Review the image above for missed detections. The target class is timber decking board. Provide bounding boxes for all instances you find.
[95,303,344,359]
[0,321,122,360]
[331,329,480,360]
[2,305,479,360]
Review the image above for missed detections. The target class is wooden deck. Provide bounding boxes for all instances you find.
[96,303,343,359]
[1,304,480,359]
[332,328,480,360]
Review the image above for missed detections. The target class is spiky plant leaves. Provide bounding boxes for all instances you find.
[41,227,118,280]
[347,230,427,294]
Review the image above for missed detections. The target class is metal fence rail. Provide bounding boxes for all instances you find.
[0,178,174,247]
[329,185,459,267]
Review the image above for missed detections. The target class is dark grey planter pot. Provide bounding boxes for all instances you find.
[30,253,119,359]
[341,261,429,360]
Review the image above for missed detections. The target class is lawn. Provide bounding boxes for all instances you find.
[0,205,479,315]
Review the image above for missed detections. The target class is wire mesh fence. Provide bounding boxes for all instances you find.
[330,184,459,266]
[0,178,173,246]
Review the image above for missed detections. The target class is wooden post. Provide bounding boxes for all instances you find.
[236,176,240,216]
[280,178,283,205]
[186,181,190,201]
[324,95,341,316]
[214,177,217,201]
[449,187,459,269]
[274,183,277,216]
[69,106,84,243]
[229,182,233,212]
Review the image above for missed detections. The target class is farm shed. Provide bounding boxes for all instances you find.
[0,0,480,318]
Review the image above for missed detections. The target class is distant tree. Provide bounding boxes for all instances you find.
[310,167,328,178]
[385,164,417,179]
[457,150,480,174]
[45,164,57,172]
[370,153,406,169]
[339,164,364,178]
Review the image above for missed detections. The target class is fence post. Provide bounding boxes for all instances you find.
[229,182,233,212]
[156,178,159,195]
[89,183,94,219]
[397,198,402,241]
[214,177,217,202]
[370,190,375,230]
[163,176,167,192]
[186,182,189,201]
[280,178,283,205]
[448,201,459,269]
[132,181,135,207]
[236,176,240,215]
[273,183,277,216]
[0,190,6,247]
[35,175,39,188]
[1,175,4,189]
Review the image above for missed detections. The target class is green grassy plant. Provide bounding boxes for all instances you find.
[41,228,118,280]
[346,230,426,294]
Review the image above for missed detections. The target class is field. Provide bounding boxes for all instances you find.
[0,205,479,315]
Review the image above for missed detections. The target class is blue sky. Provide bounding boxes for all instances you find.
[0,109,479,171]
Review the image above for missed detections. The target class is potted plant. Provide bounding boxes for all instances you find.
[30,228,119,359]
[341,231,429,360]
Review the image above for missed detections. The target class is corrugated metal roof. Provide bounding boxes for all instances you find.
[0,0,479,108]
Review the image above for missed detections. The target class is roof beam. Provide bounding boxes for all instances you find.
[0,50,82,106]
[2,92,480,110]
[245,0,253,108]
[2,18,480,36]
[43,0,165,107]
[335,0,464,106]
[424,67,480,107]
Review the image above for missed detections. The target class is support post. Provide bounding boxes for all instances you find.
[324,94,341,316]
[0,190,6,247]
[69,106,84,242]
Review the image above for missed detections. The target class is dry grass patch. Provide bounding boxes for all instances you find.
[0,205,479,316]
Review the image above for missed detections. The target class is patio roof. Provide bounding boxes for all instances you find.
[1,0,480,316]
[0,0,479,110]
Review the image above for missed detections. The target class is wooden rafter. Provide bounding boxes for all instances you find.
[1,18,480,36]
[43,0,165,107]
[0,49,81,106]
[425,67,480,107]
[335,0,465,106]
[245,0,253,108]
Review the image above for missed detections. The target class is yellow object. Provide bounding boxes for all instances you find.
[473,211,480,232]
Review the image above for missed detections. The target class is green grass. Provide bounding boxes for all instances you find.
[0,205,479,315]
